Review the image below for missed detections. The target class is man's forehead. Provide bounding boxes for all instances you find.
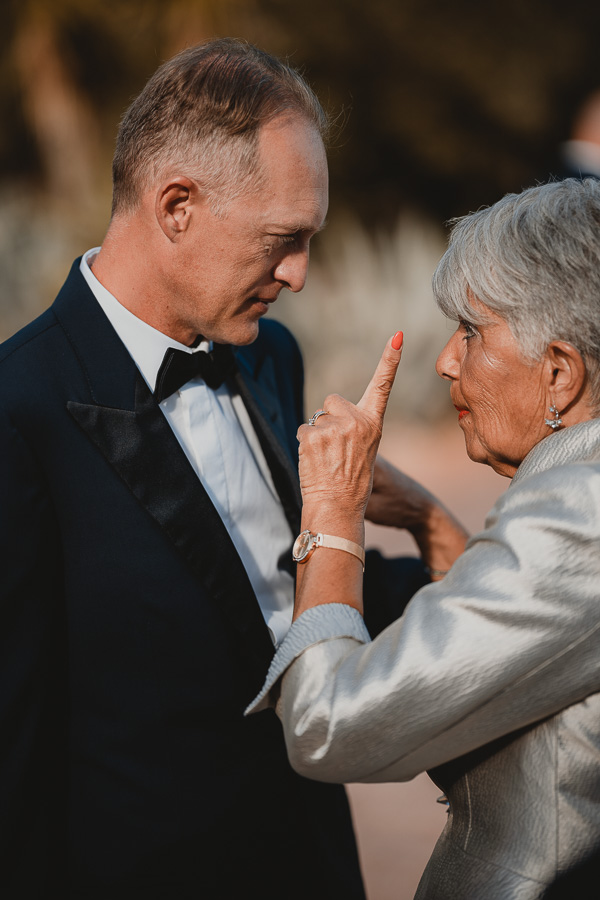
[256,116,327,170]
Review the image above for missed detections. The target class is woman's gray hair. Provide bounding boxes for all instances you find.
[432,177,600,403]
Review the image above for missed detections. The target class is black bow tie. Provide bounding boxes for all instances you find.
[154,341,237,403]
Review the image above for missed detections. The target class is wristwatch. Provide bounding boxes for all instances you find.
[292,529,365,571]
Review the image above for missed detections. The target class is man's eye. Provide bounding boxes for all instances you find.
[264,231,306,255]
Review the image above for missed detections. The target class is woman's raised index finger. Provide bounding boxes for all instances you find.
[356,332,403,420]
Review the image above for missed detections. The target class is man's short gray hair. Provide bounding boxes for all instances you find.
[111,38,328,217]
[432,177,600,404]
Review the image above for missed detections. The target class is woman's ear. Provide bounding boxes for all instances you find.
[545,340,589,411]
[155,176,196,241]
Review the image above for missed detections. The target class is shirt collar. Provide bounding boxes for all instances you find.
[80,248,209,392]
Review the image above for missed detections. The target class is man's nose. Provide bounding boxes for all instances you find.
[435,333,460,381]
[273,248,310,293]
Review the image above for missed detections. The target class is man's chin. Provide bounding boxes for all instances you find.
[219,320,261,347]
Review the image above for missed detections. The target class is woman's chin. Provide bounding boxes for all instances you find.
[464,444,488,467]
[464,441,518,478]
[462,436,494,470]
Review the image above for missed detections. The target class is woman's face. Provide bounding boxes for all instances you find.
[436,305,551,477]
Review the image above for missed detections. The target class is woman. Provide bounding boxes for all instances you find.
[247,178,600,898]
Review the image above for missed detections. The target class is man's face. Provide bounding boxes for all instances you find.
[170,116,329,346]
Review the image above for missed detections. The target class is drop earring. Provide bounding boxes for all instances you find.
[544,404,563,431]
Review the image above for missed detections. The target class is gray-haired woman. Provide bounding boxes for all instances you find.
[247,178,600,898]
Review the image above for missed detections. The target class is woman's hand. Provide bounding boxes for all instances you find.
[297,333,403,528]
[292,333,403,619]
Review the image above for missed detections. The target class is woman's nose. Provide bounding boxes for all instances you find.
[436,333,460,382]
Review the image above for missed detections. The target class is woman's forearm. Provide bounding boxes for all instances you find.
[367,457,469,579]
[293,503,365,620]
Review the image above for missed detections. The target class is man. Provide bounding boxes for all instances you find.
[0,39,463,899]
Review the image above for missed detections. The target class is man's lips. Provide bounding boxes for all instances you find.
[249,295,278,312]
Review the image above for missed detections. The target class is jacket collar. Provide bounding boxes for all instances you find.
[513,419,600,486]
[55,259,297,676]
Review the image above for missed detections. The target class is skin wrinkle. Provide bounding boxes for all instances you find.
[436,306,553,477]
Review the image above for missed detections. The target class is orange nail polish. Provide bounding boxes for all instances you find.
[392,331,403,350]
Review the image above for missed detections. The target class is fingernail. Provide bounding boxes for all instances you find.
[392,331,403,351]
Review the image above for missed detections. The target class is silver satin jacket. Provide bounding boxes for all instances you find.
[248,420,600,898]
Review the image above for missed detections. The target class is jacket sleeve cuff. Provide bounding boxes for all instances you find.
[245,603,370,714]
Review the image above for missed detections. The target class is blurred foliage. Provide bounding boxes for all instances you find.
[2,0,600,224]
[259,0,600,222]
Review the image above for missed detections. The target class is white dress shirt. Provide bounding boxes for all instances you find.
[80,249,294,646]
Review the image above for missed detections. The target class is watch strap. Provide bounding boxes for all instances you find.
[293,529,365,570]
[316,532,365,570]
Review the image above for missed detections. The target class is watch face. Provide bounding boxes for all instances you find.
[292,530,313,562]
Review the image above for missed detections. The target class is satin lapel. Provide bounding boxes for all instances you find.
[57,264,275,673]
[233,356,302,536]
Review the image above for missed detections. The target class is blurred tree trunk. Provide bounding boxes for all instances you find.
[12,3,100,211]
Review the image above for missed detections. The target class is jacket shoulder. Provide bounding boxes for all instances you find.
[0,307,59,367]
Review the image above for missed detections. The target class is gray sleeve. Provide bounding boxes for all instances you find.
[248,460,600,784]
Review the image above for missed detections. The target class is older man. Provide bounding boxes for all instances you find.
[0,39,458,899]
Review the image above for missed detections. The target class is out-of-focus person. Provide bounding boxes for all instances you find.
[248,177,600,898]
[558,88,600,178]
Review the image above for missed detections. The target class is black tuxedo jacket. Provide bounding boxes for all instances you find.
[0,260,428,898]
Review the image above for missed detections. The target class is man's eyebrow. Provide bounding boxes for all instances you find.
[264,218,328,234]
[292,219,328,234]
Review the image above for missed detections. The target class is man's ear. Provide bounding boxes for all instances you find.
[155,176,196,241]
[544,340,588,410]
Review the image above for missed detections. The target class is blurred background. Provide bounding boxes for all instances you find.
[3,0,600,896]
[4,0,600,416]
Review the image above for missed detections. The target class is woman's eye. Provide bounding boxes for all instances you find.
[460,320,477,340]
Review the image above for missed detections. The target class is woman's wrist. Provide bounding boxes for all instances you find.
[299,507,365,547]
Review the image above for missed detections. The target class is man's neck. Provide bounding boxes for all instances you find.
[91,223,196,346]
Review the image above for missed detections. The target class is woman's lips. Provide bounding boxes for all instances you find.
[454,405,469,420]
